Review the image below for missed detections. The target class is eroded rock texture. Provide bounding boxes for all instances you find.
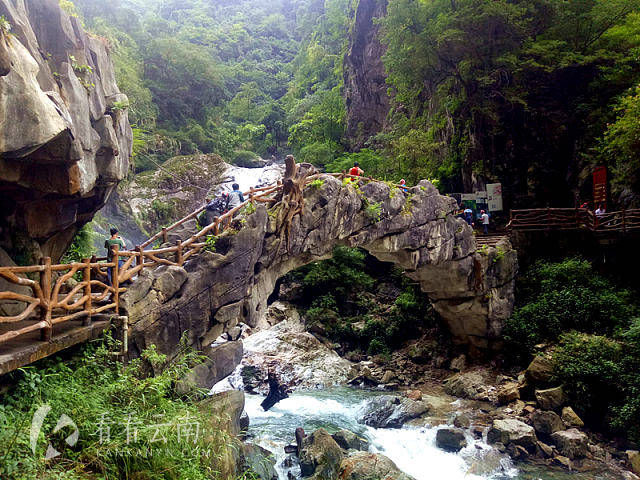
[0,0,132,263]
[123,175,517,361]
[343,0,389,150]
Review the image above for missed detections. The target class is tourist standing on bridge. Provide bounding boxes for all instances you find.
[228,183,245,211]
[349,162,364,177]
[480,210,490,235]
[105,227,125,286]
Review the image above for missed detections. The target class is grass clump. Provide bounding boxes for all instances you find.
[0,337,239,479]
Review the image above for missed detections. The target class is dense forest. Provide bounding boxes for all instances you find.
[70,0,640,208]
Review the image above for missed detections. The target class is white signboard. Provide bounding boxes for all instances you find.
[487,183,503,211]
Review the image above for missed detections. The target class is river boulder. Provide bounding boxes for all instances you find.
[299,428,344,479]
[358,395,429,428]
[339,451,416,480]
[436,427,468,452]
[332,430,370,452]
[443,372,490,400]
[550,428,589,459]
[487,419,537,450]
[175,341,243,396]
[531,410,565,435]
[561,407,584,427]
[525,354,555,385]
[240,305,353,392]
[535,386,566,411]
[238,443,278,480]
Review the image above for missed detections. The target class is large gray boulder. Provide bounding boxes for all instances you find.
[175,341,243,396]
[199,389,245,436]
[0,0,132,262]
[332,430,370,452]
[339,451,415,480]
[531,410,565,435]
[436,427,467,452]
[525,354,555,385]
[358,395,429,428]
[487,419,537,450]
[535,386,566,411]
[443,372,489,400]
[238,443,277,480]
[550,428,589,459]
[299,428,344,479]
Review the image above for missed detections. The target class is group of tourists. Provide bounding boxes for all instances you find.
[462,207,491,235]
[104,161,416,283]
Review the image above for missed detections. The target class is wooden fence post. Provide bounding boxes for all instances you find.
[622,210,627,234]
[134,245,142,268]
[83,258,92,326]
[177,240,183,266]
[162,227,168,244]
[113,245,120,315]
[40,257,52,341]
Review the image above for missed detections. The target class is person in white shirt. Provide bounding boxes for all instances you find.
[481,210,490,235]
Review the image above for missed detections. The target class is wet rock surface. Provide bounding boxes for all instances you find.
[338,451,416,480]
[358,394,430,428]
[436,427,468,452]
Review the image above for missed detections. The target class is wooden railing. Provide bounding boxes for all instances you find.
[0,171,407,347]
[507,208,640,234]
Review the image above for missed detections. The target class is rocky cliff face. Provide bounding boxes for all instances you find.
[122,175,517,362]
[343,0,389,150]
[0,0,132,263]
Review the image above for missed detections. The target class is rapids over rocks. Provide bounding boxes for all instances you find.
[210,307,624,480]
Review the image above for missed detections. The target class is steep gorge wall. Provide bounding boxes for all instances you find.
[0,0,132,264]
[343,0,389,150]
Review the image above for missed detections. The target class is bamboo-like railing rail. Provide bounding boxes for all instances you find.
[507,207,640,234]
[0,171,407,347]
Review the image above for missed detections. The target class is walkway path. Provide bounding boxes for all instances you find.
[0,170,406,375]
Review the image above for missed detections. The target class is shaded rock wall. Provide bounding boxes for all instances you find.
[123,175,517,361]
[343,0,389,150]
[0,0,132,263]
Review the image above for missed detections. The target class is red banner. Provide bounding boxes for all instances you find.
[593,166,607,208]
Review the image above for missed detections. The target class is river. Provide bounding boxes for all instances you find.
[243,388,624,480]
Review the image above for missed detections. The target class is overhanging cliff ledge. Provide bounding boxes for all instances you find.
[0,0,132,264]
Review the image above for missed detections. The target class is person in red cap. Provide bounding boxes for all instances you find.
[480,210,490,235]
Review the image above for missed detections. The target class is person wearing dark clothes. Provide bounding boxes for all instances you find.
[105,227,125,286]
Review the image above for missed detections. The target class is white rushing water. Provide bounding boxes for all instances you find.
[243,388,518,480]
[218,163,285,193]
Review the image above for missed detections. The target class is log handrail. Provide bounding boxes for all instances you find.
[507,208,640,234]
[0,171,413,346]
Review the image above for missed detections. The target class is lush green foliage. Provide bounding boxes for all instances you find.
[291,247,433,355]
[377,0,640,198]
[554,328,640,442]
[61,223,98,264]
[504,258,635,353]
[0,339,240,479]
[598,84,640,203]
[70,0,351,172]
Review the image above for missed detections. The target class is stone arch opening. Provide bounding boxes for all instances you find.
[124,175,517,360]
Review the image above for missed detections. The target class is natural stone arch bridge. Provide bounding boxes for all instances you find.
[123,172,517,361]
